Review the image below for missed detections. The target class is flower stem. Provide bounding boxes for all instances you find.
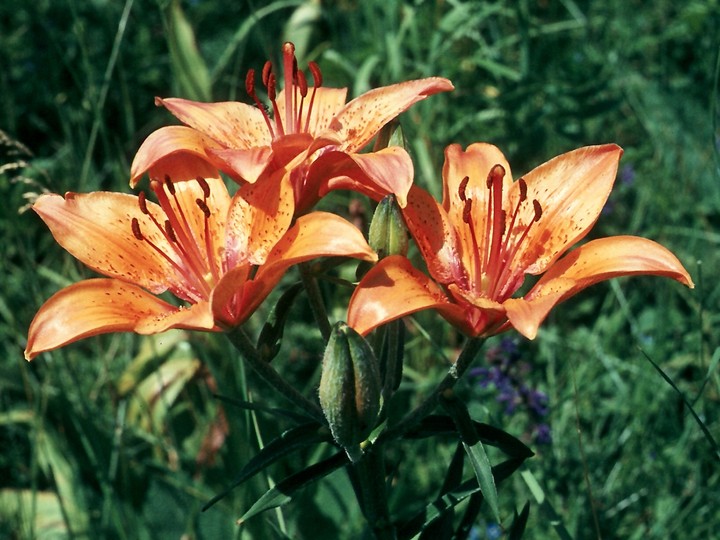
[353,445,395,539]
[226,327,325,423]
[300,262,332,341]
[379,337,486,443]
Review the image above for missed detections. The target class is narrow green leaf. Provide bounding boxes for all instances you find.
[237,451,348,525]
[213,393,311,424]
[203,422,331,511]
[640,348,720,461]
[404,415,534,459]
[520,470,573,540]
[256,282,303,362]
[440,393,500,523]
[507,501,531,540]
[166,0,211,101]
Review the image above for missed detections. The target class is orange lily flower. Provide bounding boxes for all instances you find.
[130,42,454,213]
[348,143,693,339]
[25,172,376,360]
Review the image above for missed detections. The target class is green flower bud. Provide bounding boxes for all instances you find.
[319,322,381,461]
[368,195,408,259]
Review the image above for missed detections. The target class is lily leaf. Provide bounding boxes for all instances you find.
[256,282,303,362]
[404,414,534,459]
[203,422,331,511]
[507,501,531,540]
[237,451,348,525]
[213,393,312,424]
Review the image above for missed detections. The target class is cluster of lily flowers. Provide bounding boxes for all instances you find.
[25,42,693,362]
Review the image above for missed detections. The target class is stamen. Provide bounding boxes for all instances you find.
[458,176,470,202]
[196,198,211,219]
[532,199,542,221]
[295,70,308,131]
[308,61,322,87]
[196,176,210,199]
[138,191,149,214]
[462,198,473,224]
[165,220,177,243]
[262,61,272,87]
[246,68,276,138]
[131,218,143,240]
[164,175,175,195]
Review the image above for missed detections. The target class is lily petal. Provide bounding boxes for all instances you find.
[225,168,295,266]
[130,126,220,187]
[258,211,377,283]
[304,146,414,213]
[324,77,454,153]
[348,255,466,336]
[157,97,272,149]
[518,144,623,274]
[402,185,463,284]
[25,279,197,360]
[504,235,694,339]
[275,87,349,135]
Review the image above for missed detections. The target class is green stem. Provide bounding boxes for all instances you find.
[300,262,332,341]
[379,337,485,443]
[226,327,325,423]
[353,446,395,539]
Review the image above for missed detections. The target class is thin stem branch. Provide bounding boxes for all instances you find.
[300,262,332,341]
[226,327,325,423]
[379,337,485,443]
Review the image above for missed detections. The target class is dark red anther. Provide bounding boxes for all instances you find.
[297,70,308,97]
[165,220,177,243]
[196,176,210,198]
[532,199,542,221]
[262,61,272,87]
[462,198,473,225]
[267,73,277,101]
[458,176,470,202]
[164,175,176,195]
[196,198,211,219]
[308,61,322,87]
[245,69,256,97]
[131,218,143,240]
[138,191,149,214]
[518,178,527,202]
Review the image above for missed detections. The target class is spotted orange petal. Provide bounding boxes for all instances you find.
[24,279,214,360]
[503,235,694,339]
[348,255,466,336]
[130,125,220,187]
[324,77,454,153]
[156,97,272,149]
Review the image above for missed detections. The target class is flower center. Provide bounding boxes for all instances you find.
[245,42,323,140]
[131,176,222,303]
[459,165,542,301]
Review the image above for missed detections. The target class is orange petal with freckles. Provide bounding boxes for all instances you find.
[303,147,414,213]
[157,97,272,149]
[130,126,220,187]
[25,279,193,360]
[504,236,694,339]
[33,192,180,294]
[209,146,274,184]
[348,255,466,336]
[517,144,623,275]
[324,77,454,153]
[225,168,295,266]
[402,185,463,285]
[275,87,348,135]
[258,211,377,282]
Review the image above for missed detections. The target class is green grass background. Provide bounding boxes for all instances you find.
[1,0,718,538]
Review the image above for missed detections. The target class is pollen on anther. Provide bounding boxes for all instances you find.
[164,175,176,195]
[131,218,143,240]
[138,191,149,214]
[308,61,322,87]
[196,198,211,219]
[518,178,528,202]
[462,198,473,224]
[458,176,470,202]
[245,69,256,96]
[165,220,177,243]
[532,199,543,221]
[196,176,210,198]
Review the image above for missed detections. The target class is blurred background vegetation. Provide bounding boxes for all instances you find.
[1,0,718,538]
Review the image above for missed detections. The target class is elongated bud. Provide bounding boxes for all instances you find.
[368,195,408,259]
[319,322,381,461]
